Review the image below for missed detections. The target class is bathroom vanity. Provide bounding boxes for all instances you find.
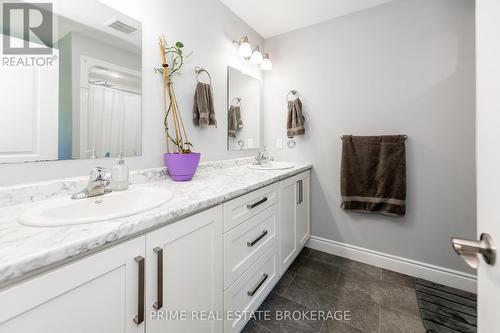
[0,161,311,333]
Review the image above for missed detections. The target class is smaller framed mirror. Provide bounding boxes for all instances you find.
[227,67,261,150]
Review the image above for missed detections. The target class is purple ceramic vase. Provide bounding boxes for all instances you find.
[164,152,201,181]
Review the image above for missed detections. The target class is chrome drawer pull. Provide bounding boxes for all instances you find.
[247,197,268,209]
[133,256,145,325]
[153,247,163,310]
[297,180,303,204]
[247,273,269,297]
[299,180,303,204]
[247,230,269,247]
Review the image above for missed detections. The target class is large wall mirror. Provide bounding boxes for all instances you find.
[0,0,142,163]
[227,67,261,151]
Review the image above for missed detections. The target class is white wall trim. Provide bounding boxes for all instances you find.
[306,236,477,293]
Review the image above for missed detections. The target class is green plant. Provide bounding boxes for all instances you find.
[158,35,193,153]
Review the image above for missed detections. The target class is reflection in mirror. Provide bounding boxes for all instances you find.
[227,67,261,151]
[0,0,142,163]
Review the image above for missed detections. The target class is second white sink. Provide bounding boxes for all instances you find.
[247,162,294,170]
[19,186,173,227]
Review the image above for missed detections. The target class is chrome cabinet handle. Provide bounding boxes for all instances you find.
[153,247,163,310]
[133,256,145,325]
[247,197,268,209]
[296,180,302,204]
[299,180,303,204]
[247,273,269,297]
[300,180,304,203]
[247,230,269,247]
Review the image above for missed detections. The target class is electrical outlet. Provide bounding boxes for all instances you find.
[276,138,283,149]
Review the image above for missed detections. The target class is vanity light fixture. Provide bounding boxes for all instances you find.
[250,46,263,65]
[261,53,273,71]
[232,36,272,70]
[233,36,252,58]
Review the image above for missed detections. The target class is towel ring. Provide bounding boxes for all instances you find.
[231,97,242,106]
[286,90,298,101]
[340,135,408,140]
[195,66,212,85]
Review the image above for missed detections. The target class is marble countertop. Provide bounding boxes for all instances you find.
[0,161,312,287]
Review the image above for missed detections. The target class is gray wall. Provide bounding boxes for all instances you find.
[263,0,476,273]
[0,0,263,185]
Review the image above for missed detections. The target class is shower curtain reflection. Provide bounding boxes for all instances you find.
[86,84,141,158]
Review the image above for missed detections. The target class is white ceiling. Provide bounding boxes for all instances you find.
[219,0,394,38]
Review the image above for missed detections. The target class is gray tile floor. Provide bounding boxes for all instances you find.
[243,248,427,333]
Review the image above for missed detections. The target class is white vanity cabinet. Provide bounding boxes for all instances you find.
[145,206,223,333]
[0,168,311,333]
[0,207,224,333]
[279,170,311,274]
[0,236,146,333]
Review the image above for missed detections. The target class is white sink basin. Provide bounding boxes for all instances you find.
[247,162,294,170]
[19,187,173,227]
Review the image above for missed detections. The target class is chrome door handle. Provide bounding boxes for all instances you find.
[451,233,496,269]
[133,256,145,325]
[153,247,163,310]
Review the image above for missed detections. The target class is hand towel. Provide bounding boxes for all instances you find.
[287,98,305,138]
[228,105,243,138]
[193,82,217,127]
[340,135,407,216]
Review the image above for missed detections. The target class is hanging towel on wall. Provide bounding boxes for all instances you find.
[228,105,243,138]
[286,98,305,138]
[193,82,217,127]
[340,135,407,216]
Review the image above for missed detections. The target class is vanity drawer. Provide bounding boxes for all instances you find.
[223,183,278,232]
[224,204,278,290]
[224,244,279,333]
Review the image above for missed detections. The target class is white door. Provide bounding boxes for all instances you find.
[476,0,500,331]
[279,171,311,274]
[0,236,146,333]
[0,35,59,163]
[279,175,298,273]
[296,171,311,249]
[146,206,223,333]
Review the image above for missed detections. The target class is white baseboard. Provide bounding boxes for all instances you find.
[306,235,477,293]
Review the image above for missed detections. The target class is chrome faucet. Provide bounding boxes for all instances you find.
[71,167,112,199]
[253,147,269,165]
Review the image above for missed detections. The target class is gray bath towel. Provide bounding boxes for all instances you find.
[287,98,305,138]
[193,82,217,127]
[228,105,243,138]
[340,135,407,216]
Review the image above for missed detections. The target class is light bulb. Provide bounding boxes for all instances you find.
[250,47,263,65]
[238,37,252,58]
[261,53,272,70]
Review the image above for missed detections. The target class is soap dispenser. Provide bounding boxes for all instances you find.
[111,153,129,191]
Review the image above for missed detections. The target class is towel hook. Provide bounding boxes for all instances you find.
[286,90,298,101]
[195,66,212,85]
[231,97,242,106]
